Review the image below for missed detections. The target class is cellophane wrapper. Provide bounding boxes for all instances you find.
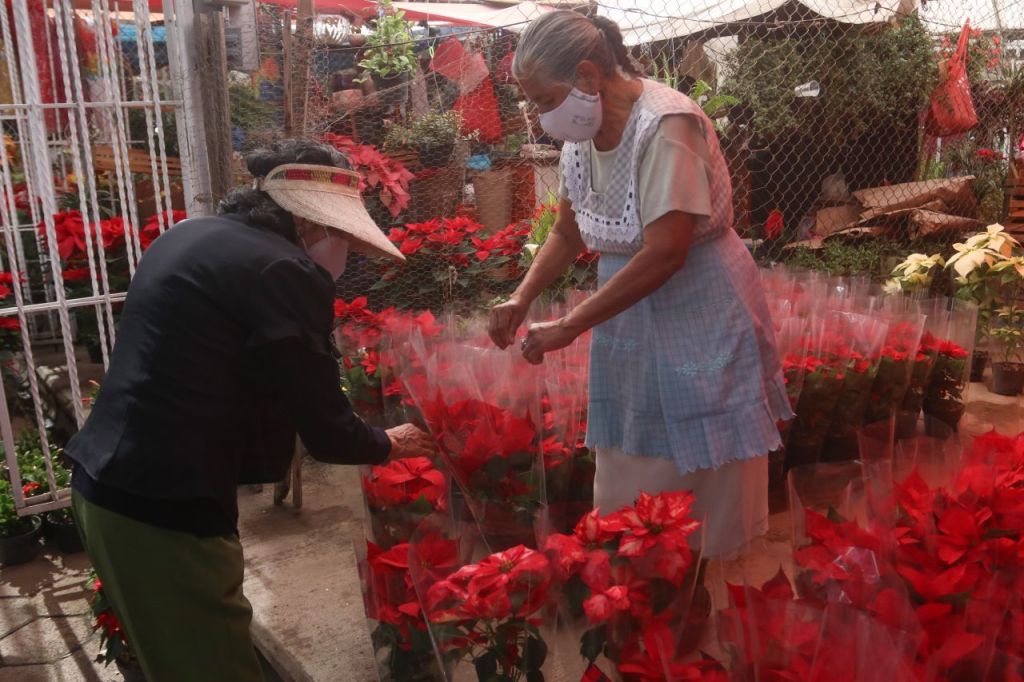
[541,491,718,682]
[921,298,977,436]
[821,312,890,462]
[408,514,560,681]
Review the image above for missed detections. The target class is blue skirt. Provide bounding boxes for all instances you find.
[586,229,793,474]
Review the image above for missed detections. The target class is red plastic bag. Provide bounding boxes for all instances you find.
[925,22,978,138]
[453,75,503,144]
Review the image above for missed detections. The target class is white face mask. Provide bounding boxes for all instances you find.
[306,232,350,280]
[538,87,602,142]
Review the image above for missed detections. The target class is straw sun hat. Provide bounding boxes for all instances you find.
[259,163,405,262]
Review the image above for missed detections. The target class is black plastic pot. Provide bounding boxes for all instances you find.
[371,73,409,108]
[0,515,43,566]
[43,512,84,554]
[970,350,988,382]
[992,361,1024,396]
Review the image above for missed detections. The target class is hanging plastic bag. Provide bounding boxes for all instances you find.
[925,22,979,138]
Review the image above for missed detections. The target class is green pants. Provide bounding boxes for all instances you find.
[72,491,264,682]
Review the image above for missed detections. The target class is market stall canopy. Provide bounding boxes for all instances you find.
[597,0,917,46]
[258,0,552,29]
[918,0,1024,32]
[602,0,1024,45]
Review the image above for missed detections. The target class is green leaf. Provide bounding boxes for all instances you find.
[580,627,606,662]
[474,651,497,681]
[484,456,509,480]
[523,636,548,672]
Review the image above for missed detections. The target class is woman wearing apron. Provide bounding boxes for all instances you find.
[489,11,792,560]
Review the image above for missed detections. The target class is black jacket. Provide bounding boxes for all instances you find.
[67,215,390,535]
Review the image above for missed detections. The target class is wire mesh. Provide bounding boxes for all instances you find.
[227,0,1023,317]
[0,0,194,514]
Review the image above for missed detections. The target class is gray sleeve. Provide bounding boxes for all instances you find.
[638,114,713,228]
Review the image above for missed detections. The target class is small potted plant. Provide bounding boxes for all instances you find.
[383,111,463,169]
[357,0,417,108]
[0,477,42,566]
[988,305,1024,395]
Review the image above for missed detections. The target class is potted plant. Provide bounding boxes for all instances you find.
[357,0,417,108]
[945,224,1024,381]
[13,430,79,553]
[43,507,82,554]
[383,111,463,169]
[0,476,42,566]
[988,305,1024,395]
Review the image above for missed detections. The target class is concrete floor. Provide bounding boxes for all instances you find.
[0,377,1018,681]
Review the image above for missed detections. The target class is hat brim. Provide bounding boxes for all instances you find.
[265,184,405,263]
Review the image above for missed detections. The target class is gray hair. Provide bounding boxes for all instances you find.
[512,11,639,87]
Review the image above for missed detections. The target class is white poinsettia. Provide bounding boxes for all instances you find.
[882,278,904,296]
[990,255,1024,280]
[962,224,1021,257]
[889,252,944,291]
[946,241,1000,280]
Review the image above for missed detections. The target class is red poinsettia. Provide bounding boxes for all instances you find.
[618,621,729,681]
[0,316,19,332]
[362,457,447,511]
[426,544,551,623]
[62,267,91,283]
[140,210,186,250]
[322,134,412,217]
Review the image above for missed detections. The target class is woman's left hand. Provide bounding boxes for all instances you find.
[521,318,580,365]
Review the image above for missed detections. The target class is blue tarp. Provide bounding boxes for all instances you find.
[117,24,168,74]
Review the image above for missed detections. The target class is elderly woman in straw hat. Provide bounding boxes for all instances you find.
[66,139,433,681]
[489,12,792,562]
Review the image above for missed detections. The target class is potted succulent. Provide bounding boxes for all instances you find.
[988,305,1024,395]
[357,0,417,108]
[0,477,42,566]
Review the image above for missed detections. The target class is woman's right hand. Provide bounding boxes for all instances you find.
[489,296,530,349]
[385,423,435,459]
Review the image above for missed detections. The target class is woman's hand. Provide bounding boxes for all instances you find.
[521,318,582,365]
[489,296,530,349]
[385,424,435,459]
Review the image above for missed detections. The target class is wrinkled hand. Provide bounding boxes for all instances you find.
[385,423,435,459]
[521,319,580,365]
[488,297,530,349]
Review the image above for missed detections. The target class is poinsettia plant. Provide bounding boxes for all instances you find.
[519,197,598,302]
[361,456,448,548]
[333,297,442,424]
[543,491,705,680]
[922,335,971,433]
[322,133,413,219]
[362,532,460,682]
[374,216,529,313]
[87,571,137,668]
[421,543,553,682]
[786,429,1024,680]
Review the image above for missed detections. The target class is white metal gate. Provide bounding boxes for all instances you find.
[0,0,208,516]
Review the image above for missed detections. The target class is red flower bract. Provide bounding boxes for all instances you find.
[426,545,551,622]
[362,457,447,511]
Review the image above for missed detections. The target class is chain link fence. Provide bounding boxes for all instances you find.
[224,0,1022,316]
